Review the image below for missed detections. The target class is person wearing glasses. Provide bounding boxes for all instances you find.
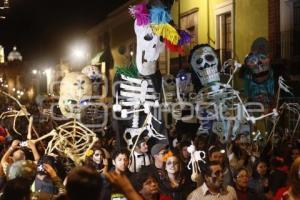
[187,160,237,200]
[233,167,263,200]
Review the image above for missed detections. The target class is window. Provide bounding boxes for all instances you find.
[294,1,300,57]
[215,0,233,64]
[180,8,199,54]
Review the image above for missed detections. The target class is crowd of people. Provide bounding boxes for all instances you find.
[0,115,300,200]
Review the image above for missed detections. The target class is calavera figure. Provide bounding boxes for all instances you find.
[82,65,102,95]
[162,74,176,104]
[189,44,220,86]
[135,21,165,76]
[175,70,194,102]
[243,38,274,106]
[59,72,92,119]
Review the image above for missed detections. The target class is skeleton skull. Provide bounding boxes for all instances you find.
[162,74,176,103]
[82,65,102,95]
[59,72,92,119]
[190,45,220,86]
[135,20,165,76]
[175,70,194,102]
[245,53,270,83]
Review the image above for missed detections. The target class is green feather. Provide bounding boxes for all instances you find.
[115,63,139,78]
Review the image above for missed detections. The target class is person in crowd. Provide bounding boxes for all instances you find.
[32,155,65,197]
[101,148,132,200]
[84,144,109,174]
[208,145,233,186]
[0,177,31,200]
[269,156,288,195]
[272,157,300,200]
[249,159,272,199]
[128,135,152,173]
[1,140,40,174]
[233,167,263,200]
[178,140,191,166]
[187,160,237,200]
[159,151,194,200]
[134,168,169,200]
[142,143,168,181]
[57,167,102,200]
[228,133,251,175]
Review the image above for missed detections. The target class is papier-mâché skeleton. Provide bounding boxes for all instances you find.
[189,44,277,141]
[113,1,190,149]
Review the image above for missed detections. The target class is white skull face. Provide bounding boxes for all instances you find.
[135,20,165,76]
[82,65,101,82]
[163,74,176,91]
[92,150,103,164]
[190,45,220,86]
[59,72,92,119]
[175,71,193,101]
[81,65,102,95]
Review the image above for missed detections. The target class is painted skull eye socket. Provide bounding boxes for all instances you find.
[204,54,215,62]
[144,34,153,41]
[160,36,164,43]
[66,99,77,105]
[166,79,173,83]
[258,54,267,60]
[196,58,203,65]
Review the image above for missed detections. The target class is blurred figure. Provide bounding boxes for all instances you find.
[188,161,237,200]
[272,157,300,200]
[0,178,31,200]
[249,159,272,199]
[233,167,263,200]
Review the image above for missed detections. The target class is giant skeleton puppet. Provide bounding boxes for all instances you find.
[113,1,190,149]
[189,44,278,142]
[243,38,274,110]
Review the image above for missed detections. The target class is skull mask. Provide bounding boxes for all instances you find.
[245,53,270,83]
[176,70,193,102]
[82,65,102,95]
[162,74,176,103]
[135,20,165,76]
[190,45,220,86]
[59,72,92,119]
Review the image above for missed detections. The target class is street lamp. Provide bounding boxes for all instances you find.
[68,40,90,68]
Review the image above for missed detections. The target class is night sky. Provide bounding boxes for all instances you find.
[0,0,128,63]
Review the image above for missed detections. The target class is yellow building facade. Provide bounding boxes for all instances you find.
[171,0,268,64]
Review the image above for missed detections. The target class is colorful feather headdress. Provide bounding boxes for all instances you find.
[129,3,191,54]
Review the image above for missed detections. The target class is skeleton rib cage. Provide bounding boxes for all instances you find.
[116,75,165,149]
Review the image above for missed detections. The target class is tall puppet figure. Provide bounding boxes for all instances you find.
[113,0,190,149]
[189,44,277,142]
[243,37,274,110]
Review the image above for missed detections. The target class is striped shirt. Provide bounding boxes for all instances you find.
[187,183,237,200]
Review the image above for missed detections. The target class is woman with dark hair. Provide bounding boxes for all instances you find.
[273,157,300,200]
[84,145,108,174]
[249,159,272,199]
[233,167,263,200]
[158,151,194,200]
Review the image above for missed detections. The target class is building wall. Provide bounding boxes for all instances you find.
[171,0,269,63]
[235,0,268,62]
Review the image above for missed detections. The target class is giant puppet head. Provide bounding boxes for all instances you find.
[130,2,191,76]
[245,38,271,83]
[189,44,220,86]
[59,72,92,119]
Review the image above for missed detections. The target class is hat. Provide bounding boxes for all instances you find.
[151,143,168,156]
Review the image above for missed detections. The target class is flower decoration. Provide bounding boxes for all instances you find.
[129,3,191,53]
[85,149,94,157]
[163,150,174,162]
